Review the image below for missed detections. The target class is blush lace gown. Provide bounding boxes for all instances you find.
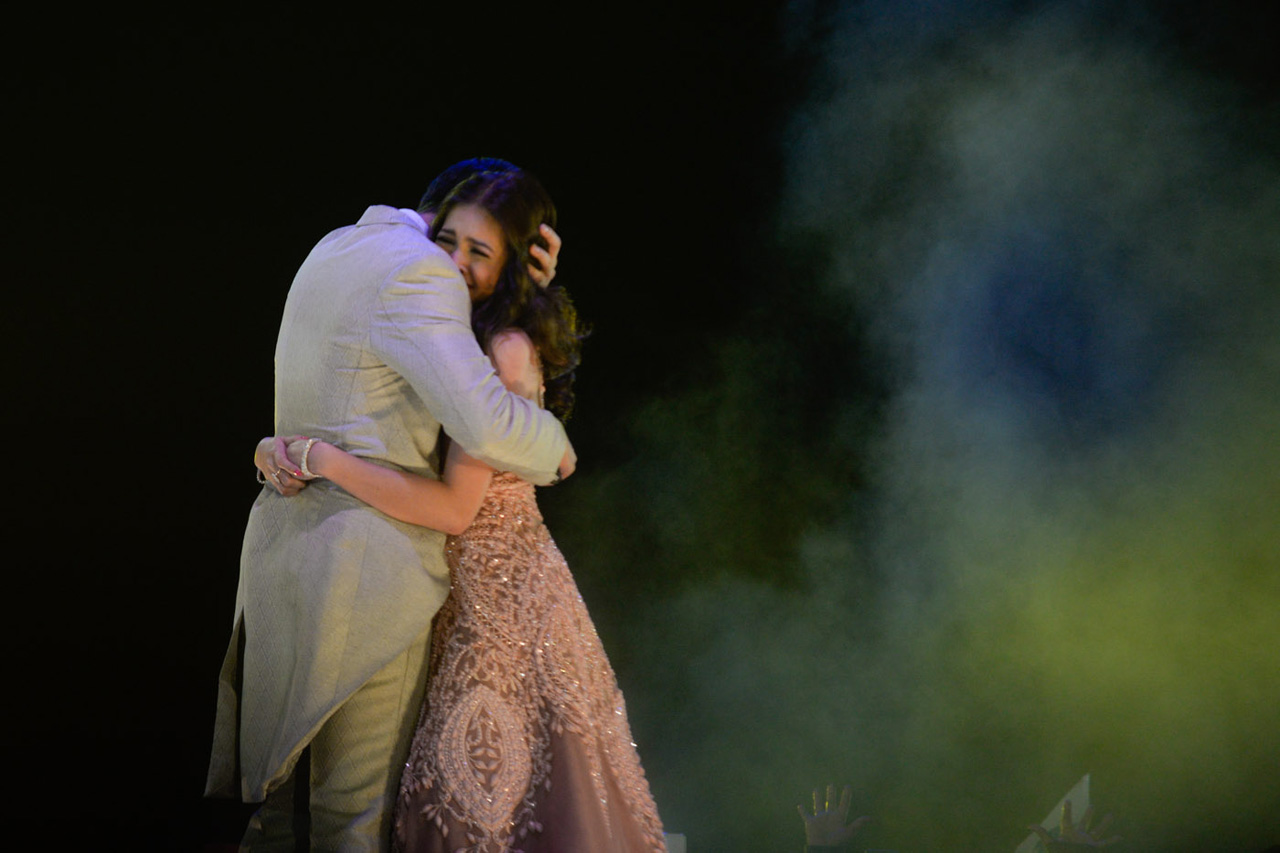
[393,471,666,853]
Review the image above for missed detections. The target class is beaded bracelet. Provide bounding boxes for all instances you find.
[299,437,321,479]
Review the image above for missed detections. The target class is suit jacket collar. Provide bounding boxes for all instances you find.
[356,205,428,234]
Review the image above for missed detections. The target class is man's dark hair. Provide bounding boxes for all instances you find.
[417,157,516,214]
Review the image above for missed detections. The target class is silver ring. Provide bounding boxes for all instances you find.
[271,470,282,482]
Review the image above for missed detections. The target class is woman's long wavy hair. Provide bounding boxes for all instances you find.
[429,169,586,421]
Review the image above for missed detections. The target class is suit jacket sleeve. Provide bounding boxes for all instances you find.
[369,249,568,484]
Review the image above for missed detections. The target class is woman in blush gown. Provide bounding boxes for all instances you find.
[275,169,666,853]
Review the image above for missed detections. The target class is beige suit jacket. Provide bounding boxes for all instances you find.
[206,206,568,801]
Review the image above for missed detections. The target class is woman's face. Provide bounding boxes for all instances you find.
[434,203,508,303]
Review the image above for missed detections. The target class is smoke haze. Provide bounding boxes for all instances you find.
[547,2,1277,850]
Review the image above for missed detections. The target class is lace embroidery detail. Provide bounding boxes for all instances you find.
[437,684,533,836]
[394,473,665,852]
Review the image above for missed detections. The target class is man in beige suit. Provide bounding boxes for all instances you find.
[207,160,573,851]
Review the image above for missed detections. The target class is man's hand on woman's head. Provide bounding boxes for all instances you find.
[528,223,561,287]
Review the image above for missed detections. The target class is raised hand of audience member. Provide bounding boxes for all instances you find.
[797,784,869,849]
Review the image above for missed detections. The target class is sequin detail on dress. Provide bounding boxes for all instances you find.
[394,473,665,853]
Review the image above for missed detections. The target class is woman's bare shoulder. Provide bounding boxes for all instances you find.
[487,328,541,400]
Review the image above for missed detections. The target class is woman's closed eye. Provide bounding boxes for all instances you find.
[436,232,490,260]
[435,203,507,302]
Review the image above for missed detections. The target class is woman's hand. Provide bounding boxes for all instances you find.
[285,437,328,480]
[255,435,310,496]
[528,223,561,287]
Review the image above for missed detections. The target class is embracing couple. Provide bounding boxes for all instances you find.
[206,159,665,852]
